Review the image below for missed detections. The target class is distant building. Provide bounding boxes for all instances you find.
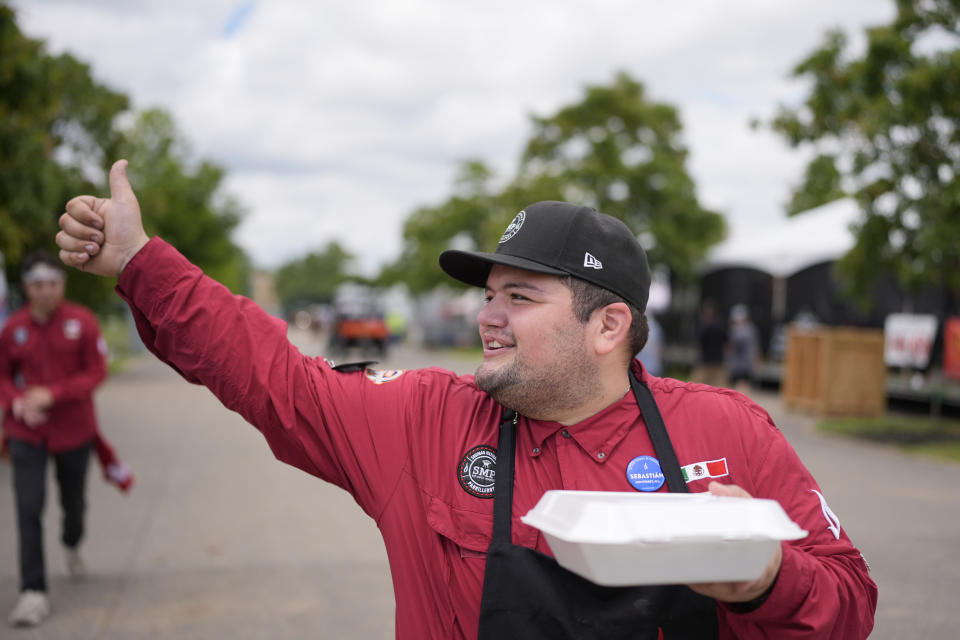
[250,270,281,317]
[661,198,956,370]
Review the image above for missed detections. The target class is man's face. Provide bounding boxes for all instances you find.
[24,277,65,320]
[475,264,600,420]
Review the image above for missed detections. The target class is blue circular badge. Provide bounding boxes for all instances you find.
[626,455,665,492]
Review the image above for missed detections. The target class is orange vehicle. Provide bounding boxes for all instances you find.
[328,287,390,357]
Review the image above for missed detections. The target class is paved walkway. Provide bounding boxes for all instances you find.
[1,331,957,638]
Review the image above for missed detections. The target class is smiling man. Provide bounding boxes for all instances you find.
[55,160,877,639]
[476,267,607,421]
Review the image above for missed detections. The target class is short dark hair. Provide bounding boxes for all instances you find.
[20,250,64,279]
[559,275,648,360]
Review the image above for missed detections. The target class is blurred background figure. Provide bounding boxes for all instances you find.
[726,303,760,393]
[0,252,107,627]
[386,308,407,346]
[691,299,727,387]
[635,313,664,377]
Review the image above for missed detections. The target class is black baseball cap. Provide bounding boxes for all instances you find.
[439,201,651,312]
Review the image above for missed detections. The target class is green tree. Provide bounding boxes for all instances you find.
[770,0,960,307]
[0,4,128,309]
[274,241,356,311]
[785,154,847,216]
[382,72,726,291]
[379,160,515,293]
[116,109,249,293]
[517,72,726,282]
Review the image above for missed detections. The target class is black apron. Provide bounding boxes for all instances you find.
[477,371,719,640]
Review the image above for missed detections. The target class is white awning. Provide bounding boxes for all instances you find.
[701,198,860,278]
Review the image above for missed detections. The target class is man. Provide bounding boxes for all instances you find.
[55,160,877,639]
[727,304,760,394]
[692,299,727,387]
[0,252,108,627]
[636,313,664,377]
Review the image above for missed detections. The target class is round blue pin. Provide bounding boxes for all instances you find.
[626,455,665,492]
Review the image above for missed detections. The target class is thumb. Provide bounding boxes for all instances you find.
[708,481,751,498]
[109,159,136,204]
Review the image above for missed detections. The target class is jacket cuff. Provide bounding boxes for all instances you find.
[116,237,196,312]
[721,544,811,621]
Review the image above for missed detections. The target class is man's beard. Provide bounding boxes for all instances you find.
[475,328,601,421]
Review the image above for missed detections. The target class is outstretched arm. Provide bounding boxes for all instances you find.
[55,161,412,516]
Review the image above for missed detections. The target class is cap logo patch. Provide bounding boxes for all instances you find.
[458,445,497,498]
[499,210,526,244]
[583,252,603,269]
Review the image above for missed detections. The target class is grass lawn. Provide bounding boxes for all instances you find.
[818,415,960,463]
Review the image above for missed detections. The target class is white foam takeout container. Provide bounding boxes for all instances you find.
[521,490,808,586]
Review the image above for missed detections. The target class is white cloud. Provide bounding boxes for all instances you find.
[12,0,895,272]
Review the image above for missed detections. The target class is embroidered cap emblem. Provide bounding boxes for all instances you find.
[499,210,526,244]
[583,252,603,269]
[458,445,497,498]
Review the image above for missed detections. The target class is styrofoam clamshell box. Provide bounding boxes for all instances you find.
[520,490,808,586]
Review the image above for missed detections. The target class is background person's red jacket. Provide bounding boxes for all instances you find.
[0,301,107,452]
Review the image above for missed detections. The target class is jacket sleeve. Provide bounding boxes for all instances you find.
[45,311,108,404]
[718,400,878,639]
[0,325,21,412]
[114,237,412,518]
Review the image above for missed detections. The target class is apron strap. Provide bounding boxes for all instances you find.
[629,369,689,494]
[493,409,518,542]
[493,373,685,543]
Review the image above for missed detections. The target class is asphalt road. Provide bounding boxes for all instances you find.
[1,329,957,638]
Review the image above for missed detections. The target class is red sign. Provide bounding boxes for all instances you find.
[946,317,960,381]
[884,314,938,368]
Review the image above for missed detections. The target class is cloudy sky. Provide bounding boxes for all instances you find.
[13,0,895,274]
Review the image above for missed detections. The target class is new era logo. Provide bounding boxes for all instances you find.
[583,252,603,269]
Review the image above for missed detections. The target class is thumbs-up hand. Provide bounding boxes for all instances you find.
[57,159,150,277]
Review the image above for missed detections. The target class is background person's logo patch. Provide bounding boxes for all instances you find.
[63,318,82,340]
[458,445,497,498]
[499,210,526,243]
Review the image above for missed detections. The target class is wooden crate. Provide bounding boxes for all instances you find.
[782,327,886,416]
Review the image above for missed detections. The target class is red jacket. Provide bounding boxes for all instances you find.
[118,238,877,639]
[0,302,107,452]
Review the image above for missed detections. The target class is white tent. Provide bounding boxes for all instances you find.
[701,198,861,278]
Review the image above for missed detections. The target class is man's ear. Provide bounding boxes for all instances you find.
[591,302,632,357]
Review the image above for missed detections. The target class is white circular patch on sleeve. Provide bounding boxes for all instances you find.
[364,369,405,384]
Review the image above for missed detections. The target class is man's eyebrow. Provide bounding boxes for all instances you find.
[485,281,548,293]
